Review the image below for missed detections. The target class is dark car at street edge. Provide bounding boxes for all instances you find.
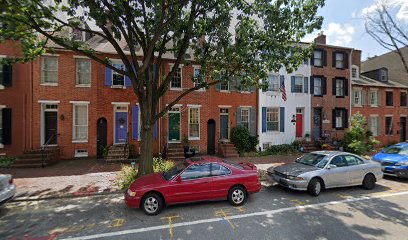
[372,142,408,178]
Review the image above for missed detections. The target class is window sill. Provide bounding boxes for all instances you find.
[386,106,394,108]
[40,83,58,86]
[74,153,89,158]
[264,131,280,134]
[370,105,378,107]
[76,84,91,88]
[0,143,4,149]
[354,104,362,107]
[170,88,183,91]
[335,96,345,98]
[219,90,230,93]
[111,85,126,89]
[188,137,200,141]
[72,140,88,143]
[0,85,4,90]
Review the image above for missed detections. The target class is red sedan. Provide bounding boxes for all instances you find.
[124,156,261,215]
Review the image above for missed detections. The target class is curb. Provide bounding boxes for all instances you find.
[11,190,123,202]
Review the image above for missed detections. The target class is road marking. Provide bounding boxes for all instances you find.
[59,191,408,240]
[160,215,180,240]
[107,219,125,228]
[236,206,246,213]
[215,209,236,229]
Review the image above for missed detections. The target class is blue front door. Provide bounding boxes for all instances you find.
[115,112,128,144]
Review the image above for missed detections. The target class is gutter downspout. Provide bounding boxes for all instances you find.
[349,49,354,120]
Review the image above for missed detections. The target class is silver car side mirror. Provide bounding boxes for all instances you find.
[327,164,337,169]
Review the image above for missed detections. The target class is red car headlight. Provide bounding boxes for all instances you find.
[127,189,136,197]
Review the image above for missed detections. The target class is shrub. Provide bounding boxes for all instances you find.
[231,126,259,153]
[153,157,175,173]
[0,156,15,167]
[260,142,301,156]
[342,112,379,155]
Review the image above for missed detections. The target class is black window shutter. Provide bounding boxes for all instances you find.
[332,51,336,68]
[322,77,327,95]
[332,109,336,129]
[310,76,314,95]
[344,78,348,96]
[344,52,349,69]
[332,78,336,95]
[310,54,314,66]
[2,65,12,87]
[323,50,327,66]
[344,109,349,128]
[2,108,12,145]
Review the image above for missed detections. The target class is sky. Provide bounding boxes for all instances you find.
[303,0,408,61]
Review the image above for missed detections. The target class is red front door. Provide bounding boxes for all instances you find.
[296,114,303,137]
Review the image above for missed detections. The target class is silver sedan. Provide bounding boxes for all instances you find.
[266,151,383,196]
[0,174,16,206]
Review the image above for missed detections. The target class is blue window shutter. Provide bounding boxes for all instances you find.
[132,105,139,140]
[262,107,267,133]
[280,107,285,132]
[153,121,158,140]
[291,76,295,93]
[280,75,285,87]
[125,75,131,87]
[105,66,112,86]
[304,77,308,93]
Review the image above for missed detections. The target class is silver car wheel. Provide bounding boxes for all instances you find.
[314,181,321,195]
[232,189,245,204]
[144,197,159,214]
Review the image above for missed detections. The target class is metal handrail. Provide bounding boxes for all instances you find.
[41,133,57,168]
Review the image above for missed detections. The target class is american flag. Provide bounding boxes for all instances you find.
[280,78,287,101]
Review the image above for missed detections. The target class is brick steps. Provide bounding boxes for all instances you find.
[167,144,185,161]
[300,141,320,152]
[14,147,60,168]
[105,144,129,163]
[218,143,239,158]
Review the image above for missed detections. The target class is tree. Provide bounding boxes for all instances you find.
[365,2,408,75]
[0,0,324,176]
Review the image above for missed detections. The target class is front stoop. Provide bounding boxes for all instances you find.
[218,142,239,158]
[14,147,60,168]
[167,143,185,161]
[105,144,129,163]
[300,141,320,152]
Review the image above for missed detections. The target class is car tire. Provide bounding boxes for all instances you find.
[141,192,164,216]
[307,178,322,197]
[228,185,247,206]
[362,174,376,190]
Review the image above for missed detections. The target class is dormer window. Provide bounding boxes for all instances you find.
[380,69,387,81]
[71,27,85,41]
[351,65,359,79]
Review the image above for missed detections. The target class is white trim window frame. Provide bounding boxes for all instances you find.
[193,66,205,91]
[188,107,200,140]
[75,58,91,87]
[170,64,182,90]
[0,55,5,90]
[41,56,58,85]
[294,75,303,93]
[72,103,89,142]
[313,50,323,67]
[335,110,344,128]
[370,115,379,137]
[353,88,362,106]
[314,77,322,96]
[335,52,345,69]
[266,107,279,132]
[370,89,378,107]
[267,74,279,92]
[335,78,344,97]
[241,107,250,130]
[111,62,126,87]
[351,65,359,79]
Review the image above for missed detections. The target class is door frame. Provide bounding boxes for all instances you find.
[168,106,181,143]
[313,107,322,140]
[207,119,216,154]
[295,108,304,138]
[219,107,230,141]
[113,103,129,144]
[40,101,59,146]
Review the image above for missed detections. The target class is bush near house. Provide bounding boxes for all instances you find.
[0,156,15,167]
[342,112,379,155]
[231,127,259,154]
[261,142,302,156]
[116,157,175,190]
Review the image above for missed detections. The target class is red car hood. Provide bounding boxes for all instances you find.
[129,173,167,190]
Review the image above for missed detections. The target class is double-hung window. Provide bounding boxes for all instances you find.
[386,91,393,106]
[188,107,200,139]
[370,116,379,136]
[241,108,250,130]
[267,74,279,92]
[335,79,344,97]
[385,116,393,135]
[313,50,323,67]
[353,89,362,106]
[335,52,345,68]
[266,108,279,131]
[294,76,303,93]
[76,59,91,86]
[41,56,58,84]
[193,67,204,90]
[314,77,322,96]
[370,90,378,106]
[400,92,407,107]
[112,63,125,86]
[73,104,88,142]
[171,66,182,89]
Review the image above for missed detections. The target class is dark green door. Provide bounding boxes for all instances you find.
[220,114,229,140]
[168,112,180,141]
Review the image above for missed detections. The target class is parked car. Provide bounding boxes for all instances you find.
[372,142,408,178]
[125,156,261,215]
[267,151,383,196]
[0,174,16,206]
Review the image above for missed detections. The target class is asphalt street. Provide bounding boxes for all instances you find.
[1,176,408,240]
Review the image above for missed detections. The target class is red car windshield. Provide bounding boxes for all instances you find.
[162,162,189,180]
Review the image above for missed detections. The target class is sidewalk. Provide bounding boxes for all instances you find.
[3,154,299,201]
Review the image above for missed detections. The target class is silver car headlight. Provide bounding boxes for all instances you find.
[287,175,304,181]
[395,161,408,166]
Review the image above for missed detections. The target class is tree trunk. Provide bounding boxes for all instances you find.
[137,107,155,176]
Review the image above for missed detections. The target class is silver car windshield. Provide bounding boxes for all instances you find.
[296,153,328,168]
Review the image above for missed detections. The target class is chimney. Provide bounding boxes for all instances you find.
[314,31,326,45]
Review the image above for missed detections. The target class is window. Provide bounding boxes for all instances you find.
[72,28,84,41]
[401,92,407,107]
[211,163,231,176]
[0,63,3,87]
[73,104,88,141]
[314,77,322,96]
[188,107,200,139]
[386,91,393,106]
[181,163,211,180]
[344,155,364,166]
[333,108,347,129]
[370,90,378,106]
[0,109,2,146]
[266,108,279,131]
[74,149,88,157]
[76,59,91,86]
[335,52,345,68]
[267,74,279,91]
[193,67,204,90]
[380,69,387,81]
[330,156,348,167]
[335,79,344,97]
[385,116,393,135]
[335,110,344,128]
[352,67,358,79]
[220,81,229,91]
[241,108,250,130]
[263,143,270,150]
[112,63,125,86]
[41,56,58,84]
[171,66,182,89]
[313,50,323,67]
[294,76,303,93]
[369,116,379,136]
[353,89,362,106]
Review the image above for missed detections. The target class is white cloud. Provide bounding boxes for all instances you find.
[302,22,355,47]
[351,11,357,18]
[362,0,408,22]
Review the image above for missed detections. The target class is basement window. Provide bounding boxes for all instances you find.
[75,149,88,158]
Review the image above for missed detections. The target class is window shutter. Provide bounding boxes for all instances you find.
[2,65,12,87]
[132,105,139,140]
[332,78,336,95]
[2,108,11,145]
[303,77,308,93]
[125,75,131,87]
[310,55,314,66]
[332,109,336,129]
[250,107,256,136]
[362,90,366,105]
[262,107,266,133]
[280,75,285,87]
[344,109,348,128]
[105,66,112,86]
[378,92,381,106]
[351,89,355,105]
[322,77,327,95]
[236,107,242,128]
[367,117,372,132]
[280,107,285,132]
[344,53,349,68]
[377,117,381,136]
[332,52,336,68]
[323,50,327,66]
[310,76,314,95]
[344,79,348,96]
[291,76,295,93]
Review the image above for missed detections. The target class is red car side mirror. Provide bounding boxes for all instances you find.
[175,175,182,183]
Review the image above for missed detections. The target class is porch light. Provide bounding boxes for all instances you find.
[291,115,296,125]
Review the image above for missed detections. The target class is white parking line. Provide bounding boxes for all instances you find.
[59,191,408,240]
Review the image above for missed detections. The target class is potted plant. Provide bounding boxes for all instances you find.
[182,134,190,152]
[304,132,311,142]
